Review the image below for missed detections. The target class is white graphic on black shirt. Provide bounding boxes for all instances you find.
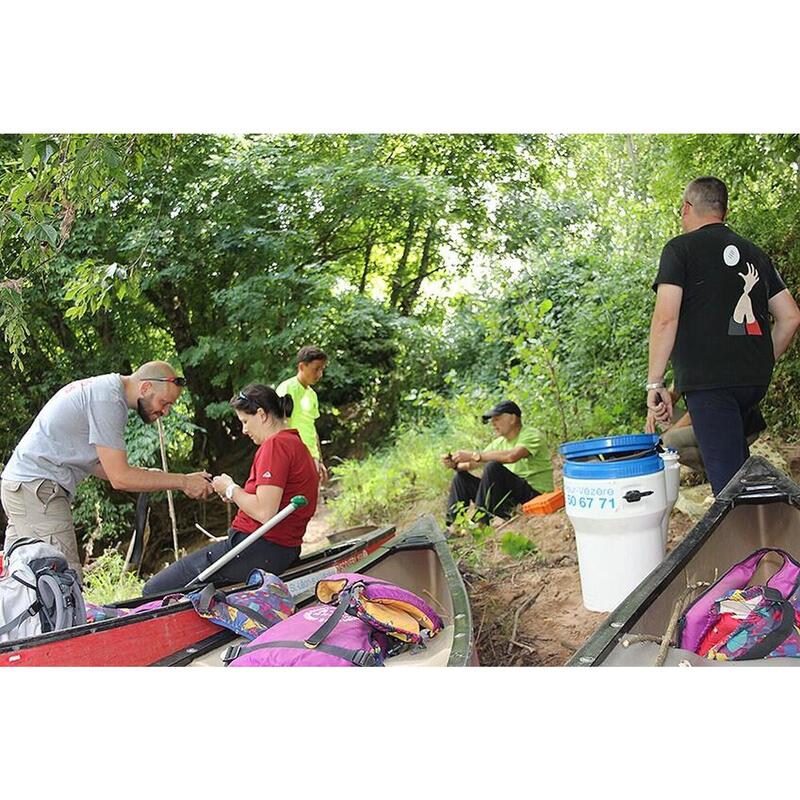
[723,245,740,266]
[728,262,762,336]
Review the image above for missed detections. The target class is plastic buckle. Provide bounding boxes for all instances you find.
[221,644,242,663]
[352,650,376,667]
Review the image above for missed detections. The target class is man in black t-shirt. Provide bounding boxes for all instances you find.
[647,176,800,495]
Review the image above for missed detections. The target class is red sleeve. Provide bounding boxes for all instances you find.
[251,437,290,489]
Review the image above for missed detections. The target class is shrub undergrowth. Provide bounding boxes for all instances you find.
[82,548,145,606]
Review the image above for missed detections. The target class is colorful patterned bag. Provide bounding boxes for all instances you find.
[679,548,800,661]
[187,569,294,641]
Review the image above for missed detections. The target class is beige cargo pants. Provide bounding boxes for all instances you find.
[1,478,83,582]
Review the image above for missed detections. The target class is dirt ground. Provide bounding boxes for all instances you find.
[453,507,695,666]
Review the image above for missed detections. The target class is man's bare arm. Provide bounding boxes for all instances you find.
[96,446,211,499]
[647,284,683,422]
[769,288,800,360]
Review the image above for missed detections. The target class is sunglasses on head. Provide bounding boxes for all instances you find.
[140,376,187,387]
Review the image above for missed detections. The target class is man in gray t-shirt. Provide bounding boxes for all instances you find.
[1,361,213,581]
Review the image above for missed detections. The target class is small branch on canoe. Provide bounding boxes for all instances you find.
[157,418,180,561]
[655,580,710,667]
[507,584,545,655]
[420,588,450,620]
[621,634,665,647]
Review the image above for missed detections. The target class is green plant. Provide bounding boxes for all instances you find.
[72,477,134,552]
[500,531,538,559]
[82,548,145,606]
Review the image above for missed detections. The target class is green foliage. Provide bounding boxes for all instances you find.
[3,133,800,562]
[82,548,145,606]
[0,279,30,368]
[328,424,454,525]
[71,477,134,552]
[499,531,538,559]
[328,390,504,527]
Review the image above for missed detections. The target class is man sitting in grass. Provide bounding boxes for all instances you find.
[443,400,553,527]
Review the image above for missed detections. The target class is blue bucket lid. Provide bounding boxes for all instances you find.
[563,452,665,480]
[559,433,660,460]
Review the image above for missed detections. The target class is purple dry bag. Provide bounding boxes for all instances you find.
[223,602,388,667]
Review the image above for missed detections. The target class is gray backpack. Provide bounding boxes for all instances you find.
[0,538,86,642]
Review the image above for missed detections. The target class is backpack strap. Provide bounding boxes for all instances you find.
[303,587,356,649]
[35,571,85,632]
[193,584,281,630]
[222,639,379,667]
[36,572,65,632]
[0,602,41,638]
[4,538,44,560]
[765,553,800,597]
[732,589,798,660]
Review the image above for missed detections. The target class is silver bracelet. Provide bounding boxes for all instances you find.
[645,381,665,391]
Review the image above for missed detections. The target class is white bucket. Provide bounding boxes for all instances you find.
[560,436,668,613]
[659,449,680,546]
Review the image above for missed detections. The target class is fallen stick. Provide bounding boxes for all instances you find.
[507,584,545,655]
[655,580,710,667]
[493,514,521,533]
[475,608,488,645]
[122,527,136,573]
[621,634,665,647]
[195,523,225,542]
[420,588,450,619]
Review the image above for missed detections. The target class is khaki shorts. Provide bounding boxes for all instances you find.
[1,478,83,582]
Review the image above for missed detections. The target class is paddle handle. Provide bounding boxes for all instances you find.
[185,495,308,588]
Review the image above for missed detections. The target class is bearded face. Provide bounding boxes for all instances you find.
[136,396,159,424]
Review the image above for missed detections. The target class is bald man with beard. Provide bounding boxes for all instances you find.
[1,362,213,581]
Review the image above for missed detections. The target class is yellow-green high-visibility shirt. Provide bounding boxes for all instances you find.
[276,375,320,459]
[487,426,553,493]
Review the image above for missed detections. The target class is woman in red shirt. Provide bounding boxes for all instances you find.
[143,384,319,595]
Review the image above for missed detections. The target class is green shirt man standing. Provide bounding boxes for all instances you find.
[276,345,328,483]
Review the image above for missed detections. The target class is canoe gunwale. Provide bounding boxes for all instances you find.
[567,457,800,666]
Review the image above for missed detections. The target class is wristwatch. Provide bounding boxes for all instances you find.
[473,452,481,462]
[225,483,239,501]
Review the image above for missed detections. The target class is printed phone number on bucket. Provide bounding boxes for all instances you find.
[566,494,616,510]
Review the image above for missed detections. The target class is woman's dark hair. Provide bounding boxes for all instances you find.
[230,383,293,419]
